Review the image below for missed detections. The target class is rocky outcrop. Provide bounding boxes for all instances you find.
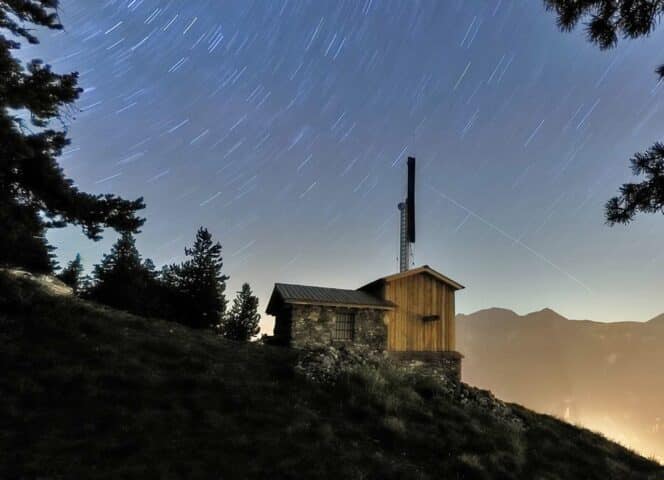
[294,344,524,429]
[389,350,462,382]
[454,384,525,430]
[294,344,387,384]
[1,268,73,296]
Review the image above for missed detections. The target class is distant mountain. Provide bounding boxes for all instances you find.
[647,313,664,325]
[457,308,664,461]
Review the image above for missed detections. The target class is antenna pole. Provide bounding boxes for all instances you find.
[398,202,410,272]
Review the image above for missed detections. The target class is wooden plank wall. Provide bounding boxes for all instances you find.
[384,273,455,351]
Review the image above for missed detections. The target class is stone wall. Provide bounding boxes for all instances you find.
[272,303,462,383]
[389,351,463,383]
[289,304,387,351]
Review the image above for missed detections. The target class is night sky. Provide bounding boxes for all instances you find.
[26,0,664,331]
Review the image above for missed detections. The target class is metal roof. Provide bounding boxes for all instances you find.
[266,282,394,314]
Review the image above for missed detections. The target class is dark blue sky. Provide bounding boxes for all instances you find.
[27,0,664,329]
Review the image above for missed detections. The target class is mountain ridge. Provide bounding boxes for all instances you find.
[458,306,664,326]
[457,307,664,462]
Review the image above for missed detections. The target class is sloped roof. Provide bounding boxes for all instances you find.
[362,265,464,291]
[266,283,395,314]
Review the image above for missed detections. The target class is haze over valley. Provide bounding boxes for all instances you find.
[458,307,664,461]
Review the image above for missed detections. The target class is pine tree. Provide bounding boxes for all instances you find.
[544,0,664,223]
[172,227,229,329]
[0,1,145,274]
[544,1,664,66]
[221,283,261,341]
[605,143,664,224]
[57,253,83,293]
[86,233,157,315]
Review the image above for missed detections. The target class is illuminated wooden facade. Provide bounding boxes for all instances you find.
[359,265,463,352]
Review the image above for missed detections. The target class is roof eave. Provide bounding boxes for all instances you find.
[282,299,395,310]
[368,265,465,291]
[265,289,284,316]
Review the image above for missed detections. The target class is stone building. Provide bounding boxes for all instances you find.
[266,265,464,381]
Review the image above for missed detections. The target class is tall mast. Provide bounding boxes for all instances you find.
[398,157,416,272]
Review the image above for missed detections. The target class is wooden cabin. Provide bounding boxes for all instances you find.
[266,265,464,380]
[359,265,463,352]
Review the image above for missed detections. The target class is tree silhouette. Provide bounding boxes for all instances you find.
[57,253,83,293]
[0,201,55,272]
[605,143,664,223]
[0,1,145,273]
[221,283,261,341]
[544,0,664,223]
[166,227,229,329]
[86,233,159,316]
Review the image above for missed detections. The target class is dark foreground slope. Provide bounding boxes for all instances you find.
[1,272,661,480]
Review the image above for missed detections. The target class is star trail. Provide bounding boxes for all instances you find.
[26,0,664,331]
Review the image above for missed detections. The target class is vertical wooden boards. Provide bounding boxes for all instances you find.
[443,284,455,350]
[440,282,445,351]
[383,271,455,352]
[386,280,395,350]
[449,289,455,350]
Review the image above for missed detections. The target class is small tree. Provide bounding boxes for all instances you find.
[57,253,83,293]
[171,227,229,329]
[221,283,261,341]
[86,233,158,316]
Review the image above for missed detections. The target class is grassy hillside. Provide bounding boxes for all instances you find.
[1,272,661,480]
